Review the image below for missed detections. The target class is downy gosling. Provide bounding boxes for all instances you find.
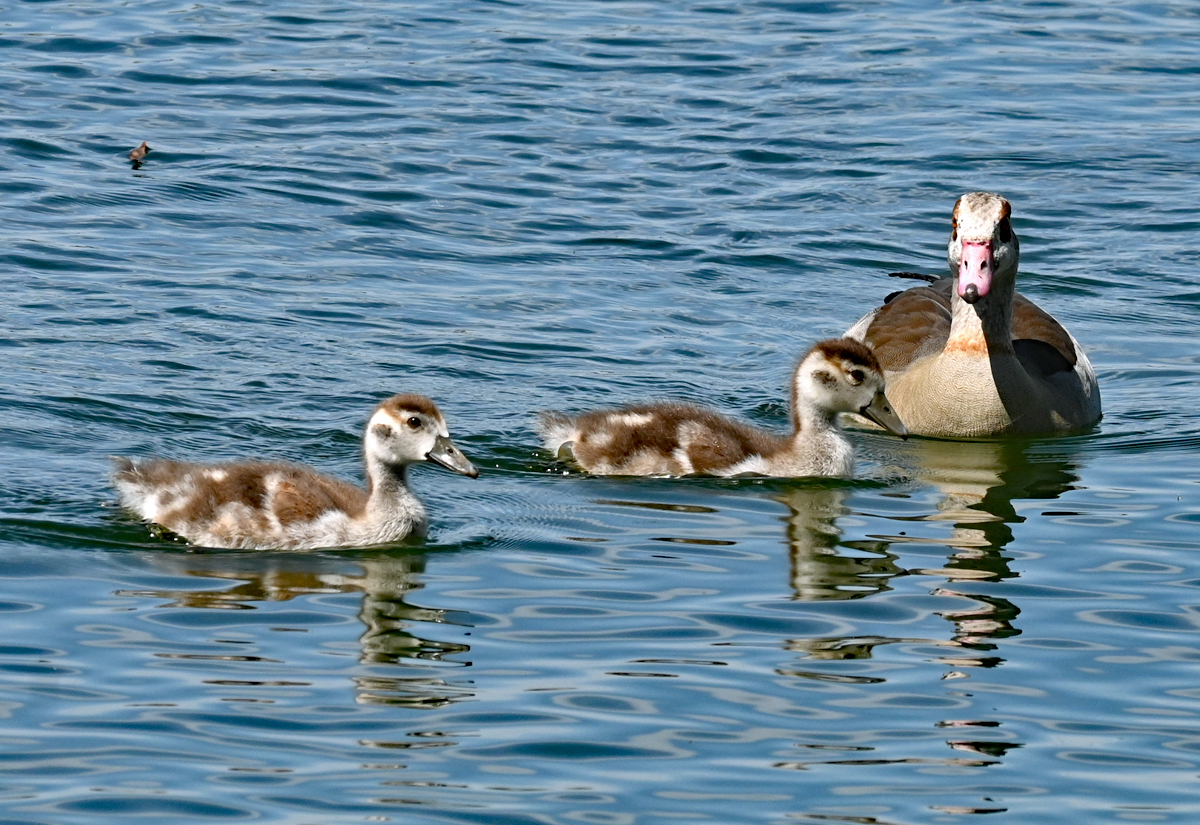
[538,338,907,478]
[112,394,478,550]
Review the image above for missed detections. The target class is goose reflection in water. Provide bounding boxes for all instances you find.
[881,435,1083,581]
[900,437,1081,655]
[775,436,1081,777]
[781,434,1083,641]
[119,550,473,708]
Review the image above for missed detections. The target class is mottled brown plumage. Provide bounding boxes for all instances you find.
[538,338,906,478]
[112,394,477,549]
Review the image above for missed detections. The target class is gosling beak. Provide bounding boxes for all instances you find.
[425,434,480,478]
[861,391,908,440]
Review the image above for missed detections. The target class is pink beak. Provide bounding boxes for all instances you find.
[957,239,993,304]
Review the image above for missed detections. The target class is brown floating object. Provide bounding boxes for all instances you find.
[129,141,151,161]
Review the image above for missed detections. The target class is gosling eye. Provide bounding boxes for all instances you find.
[406,416,423,430]
[997,217,1013,244]
[848,369,865,386]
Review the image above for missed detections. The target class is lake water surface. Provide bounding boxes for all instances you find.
[4,1,1200,822]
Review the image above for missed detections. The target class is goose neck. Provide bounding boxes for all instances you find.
[949,277,1015,354]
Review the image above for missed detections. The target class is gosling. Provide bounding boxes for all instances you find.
[537,338,907,478]
[112,394,478,550]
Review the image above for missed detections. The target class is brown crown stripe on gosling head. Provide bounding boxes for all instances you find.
[377,393,443,419]
[809,338,882,371]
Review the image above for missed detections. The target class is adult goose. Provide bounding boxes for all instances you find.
[844,191,1101,438]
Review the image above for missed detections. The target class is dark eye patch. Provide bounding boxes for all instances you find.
[997,217,1013,243]
[406,416,422,429]
[848,369,865,385]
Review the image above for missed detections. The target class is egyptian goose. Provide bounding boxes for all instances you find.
[844,192,1101,437]
[538,338,907,478]
[112,394,478,549]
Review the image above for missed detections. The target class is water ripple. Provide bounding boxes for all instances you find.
[3,0,1200,822]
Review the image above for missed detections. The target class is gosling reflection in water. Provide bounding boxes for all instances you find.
[774,484,904,602]
[121,550,472,708]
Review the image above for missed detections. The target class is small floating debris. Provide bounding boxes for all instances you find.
[129,141,151,162]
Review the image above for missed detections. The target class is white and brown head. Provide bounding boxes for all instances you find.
[947,191,1020,305]
[365,394,478,478]
[793,339,907,437]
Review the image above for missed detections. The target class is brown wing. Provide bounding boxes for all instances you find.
[864,278,1077,378]
[863,280,952,372]
[269,466,368,523]
[670,406,783,474]
[1010,292,1078,376]
[574,403,782,475]
[156,460,366,525]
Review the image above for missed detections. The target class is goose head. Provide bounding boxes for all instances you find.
[794,339,908,438]
[947,192,1020,305]
[365,394,478,478]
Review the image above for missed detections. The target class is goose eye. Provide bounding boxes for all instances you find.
[997,218,1013,244]
[406,416,423,430]
[848,369,865,385]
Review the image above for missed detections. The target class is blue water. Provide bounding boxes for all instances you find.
[4,0,1200,822]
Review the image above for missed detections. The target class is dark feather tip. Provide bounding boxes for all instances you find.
[887,271,940,283]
